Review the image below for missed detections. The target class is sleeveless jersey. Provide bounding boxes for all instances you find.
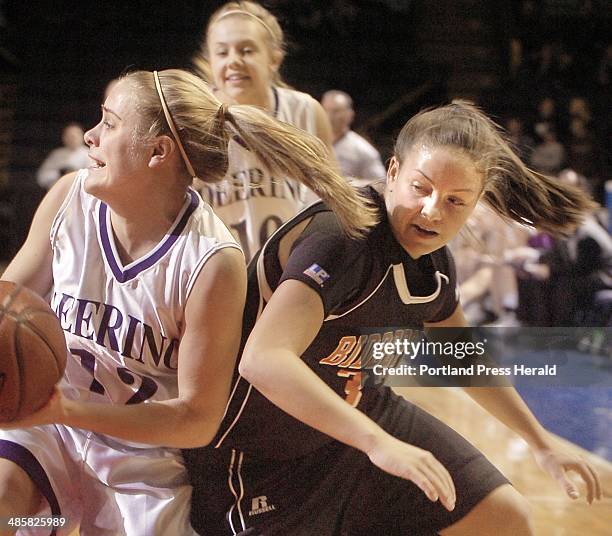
[211,188,459,460]
[193,86,319,261]
[50,170,240,406]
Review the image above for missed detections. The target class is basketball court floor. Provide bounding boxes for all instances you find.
[393,386,611,535]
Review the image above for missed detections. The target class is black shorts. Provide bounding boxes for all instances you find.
[187,394,509,536]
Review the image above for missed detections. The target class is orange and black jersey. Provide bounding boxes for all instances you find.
[210,188,459,460]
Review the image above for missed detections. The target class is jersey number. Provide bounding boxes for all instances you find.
[338,370,362,407]
[230,215,283,259]
[71,348,158,404]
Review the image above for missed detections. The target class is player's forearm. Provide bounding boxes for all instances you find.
[60,397,222,448]
[239,346,384,455]
[462,386,551,450]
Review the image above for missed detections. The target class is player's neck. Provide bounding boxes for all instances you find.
[107,191,186,265]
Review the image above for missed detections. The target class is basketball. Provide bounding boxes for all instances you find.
[0,281,67,422]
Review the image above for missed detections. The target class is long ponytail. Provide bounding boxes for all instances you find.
[394,100,596,236]
[123,69,378,239]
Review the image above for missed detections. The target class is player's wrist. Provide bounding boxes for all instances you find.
[521,426,554,452]
[359,424,391,457]
[58,396,83,427]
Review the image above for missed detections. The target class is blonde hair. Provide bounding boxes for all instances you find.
[122,69,377,238]
[394,100,596,236]
[193,1,289,88]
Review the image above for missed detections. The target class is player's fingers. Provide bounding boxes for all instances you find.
[406,468,439,503]
[549,461,579,500]
[567,462,597,504]
[420,460,455,511]
[433,458,456,506]
[586,464,603,501]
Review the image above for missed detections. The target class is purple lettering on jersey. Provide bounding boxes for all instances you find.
[285,178,301,202]
[53,291,178,370]
[54,292,75,332]
[248,168,265,198]
[121,314,144,362]
[163,338,178,370]
[231,171,249,201]
[95,303,123,351]
[74,298,101,340]
[197,167,305,207]
[139,324,178,370]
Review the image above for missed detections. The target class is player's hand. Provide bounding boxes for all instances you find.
[0,386,65,429]
[367,432,456,511]
[533,447,602,504]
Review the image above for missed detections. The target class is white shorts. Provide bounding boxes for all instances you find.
[0,425,197,536]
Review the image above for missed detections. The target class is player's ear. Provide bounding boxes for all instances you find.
[148,135,175,169]
[387,156,399,186]
[269,48,284,75]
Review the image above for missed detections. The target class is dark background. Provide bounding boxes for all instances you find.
[0,0,610,259]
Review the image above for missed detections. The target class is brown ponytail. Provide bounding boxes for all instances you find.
[394,100,597,236]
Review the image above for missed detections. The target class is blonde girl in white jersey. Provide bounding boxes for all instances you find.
[0,69,370,535]
[192,1,336,260]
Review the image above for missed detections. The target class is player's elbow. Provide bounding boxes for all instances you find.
[237,349,259,383]
[175,400,224,448]
[238,345,269,387]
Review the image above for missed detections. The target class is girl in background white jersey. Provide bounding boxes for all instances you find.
[192,1,336,261]
[0,68,364,535]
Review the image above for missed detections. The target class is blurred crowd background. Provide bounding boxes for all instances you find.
[0,0,610,329]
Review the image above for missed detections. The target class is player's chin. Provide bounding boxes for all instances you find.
[83,169,108,196]
[401,237,445,258]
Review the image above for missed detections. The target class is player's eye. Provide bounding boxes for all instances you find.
[448,197,465,206]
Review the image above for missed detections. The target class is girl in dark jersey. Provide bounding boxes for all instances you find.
[186,101,602,535]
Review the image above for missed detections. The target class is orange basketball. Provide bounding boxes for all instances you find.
[0,281,67,422]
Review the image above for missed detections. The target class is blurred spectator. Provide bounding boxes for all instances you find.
[597,43,612,87]
[505,116,534,161]
[36,122,89,189]
[532,96,562,141]
[567,117,602,194]
[450,204,528,326]
[507,169,612,326]
[530,126,565,174]
[568,96,592,125]
[321,90,386,186]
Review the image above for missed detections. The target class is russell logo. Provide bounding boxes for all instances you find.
[249,495,276,516]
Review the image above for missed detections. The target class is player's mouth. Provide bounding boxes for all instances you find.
[88,155,106,169]
[226,73,249,82]
[412,224,439,238]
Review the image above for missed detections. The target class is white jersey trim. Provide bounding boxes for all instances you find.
[49,169,86,247]
[185,242,243,299]
[393,265,449,305]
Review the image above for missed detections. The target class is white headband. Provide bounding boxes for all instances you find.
[214,9,276,40]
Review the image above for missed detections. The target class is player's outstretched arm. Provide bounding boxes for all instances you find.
[425,305,603,504]
[239,279,456,511]
[2,172,77,296]
[2,247,247,448]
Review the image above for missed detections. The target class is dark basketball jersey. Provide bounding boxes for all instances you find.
[210,188,458,460]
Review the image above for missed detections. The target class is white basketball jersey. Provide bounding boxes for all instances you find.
[50,170,240,406]
[193,86,318,261]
